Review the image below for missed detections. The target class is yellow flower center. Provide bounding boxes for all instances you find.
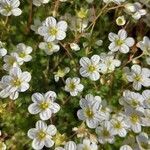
[19,52,26,58]
[69,82,76,91]
[102,129,110,137]
[12,78,21,87]
[49,27,58,36]
[134,75,142,81]
[4,5,12,12]
[38,131,46,140]
[131,100,139,107]
[8,58,15,65]
[88,65,96,73]
[47,43,53,49]
[84,108,94,118]
[116,39,124,46]
[40,101,49,110]
[130,114,139,124]
[114,121,122,129]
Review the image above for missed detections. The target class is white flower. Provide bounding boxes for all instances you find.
[27,120,57,150]
[132,2,147,20]
[108,29,135,53]
[77,138,98,150]
[79,55,101,81]
[120,145,133,150]
[96,121,115,144]
[77,94,104,128]
[0,67,31,100]
[136,132,150,150]
[3,52,23,71]
[0,41,7,57]
[16,43,32,62]
[55,141,77,150]
[124,65,150,91]
[111,115,129,137]
[33,0,50,7]
[142,90,150,109]
[124,107,143,133]
[28,91,60,120]
[136,36,150,56]
[39,41,60,55]
[38,16,68,42]
[119,90,144,111]
[116,16,126,26]
[70,43,80,51]
[99,53,121,74]
[54,67,70,82]
[65,77,84,96]
[125,2,146,20]
[31,19,42,34]
[0,0,22,16]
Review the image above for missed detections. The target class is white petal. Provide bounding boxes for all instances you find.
[86,119,98,128]
[56,30,66,41]
[51,103,60,113]
[32,138,44,150]
[45,17,56,27]
[133,81,142,91]
[11,8,22,16]
[89,72,100,81]
[21,72,31,82]
[79,57,90,67]
[36,120,47,130]
[131,65,141,74]
[44,137,54,148]
[118,29,127,40]
[108,33,118,42]
[28,103,41,114]
[120,44,129,53]
[27,128,38,139]
[77,109,86,120]
[120,145,133,150]
[57,21,68,31]
[39,109,52,120]
[45,91,56,100]
[65,141,77,150]
[79,68,89,77]
[46,125,57,136]
[125,37,135,47]
[19,83,29,92]
[32,93,44,103]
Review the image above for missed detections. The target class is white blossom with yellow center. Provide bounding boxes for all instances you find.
[38,16,68,42]
[65,77,84,96]
[77,94,105,128]
[0,0,22,16]
[28,91,60,120]
[79,55,101,81]
[27,120,57,150]
[108,29,135,53]
[124,65,150,91]
[0,67,31,100]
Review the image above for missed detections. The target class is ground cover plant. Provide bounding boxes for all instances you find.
[0,0,150,150]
